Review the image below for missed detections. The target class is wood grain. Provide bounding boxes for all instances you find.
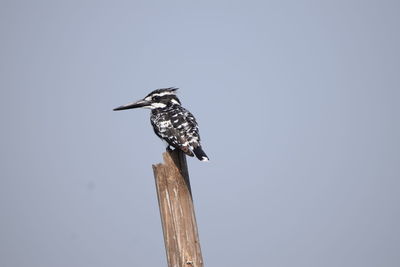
[152,150,203,267]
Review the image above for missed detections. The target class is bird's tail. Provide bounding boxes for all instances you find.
[193,146,209,162]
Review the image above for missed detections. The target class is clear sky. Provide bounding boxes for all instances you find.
[1,1,399,266]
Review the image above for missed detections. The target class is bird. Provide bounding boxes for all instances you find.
[113,87,209,161]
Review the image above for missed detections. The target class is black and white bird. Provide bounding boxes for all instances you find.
[113,88,209,161]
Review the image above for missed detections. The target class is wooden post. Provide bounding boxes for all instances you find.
[152,150,204,267]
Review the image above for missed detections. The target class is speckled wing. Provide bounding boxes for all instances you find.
[150,106,201,157]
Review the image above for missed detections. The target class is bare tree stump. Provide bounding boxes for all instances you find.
[152,150,204,267]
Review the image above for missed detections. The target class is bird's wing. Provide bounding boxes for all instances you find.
[151,112,195,157]
[164,127,194,157]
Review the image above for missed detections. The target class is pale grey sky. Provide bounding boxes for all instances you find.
[0,1,399,266]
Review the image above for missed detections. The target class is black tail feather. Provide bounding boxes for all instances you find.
[193,146,209,161]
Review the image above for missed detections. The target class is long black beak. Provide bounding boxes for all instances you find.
[113,99,150,111]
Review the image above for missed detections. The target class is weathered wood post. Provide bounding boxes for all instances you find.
[152,150,204,267]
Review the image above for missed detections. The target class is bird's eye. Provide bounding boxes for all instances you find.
[153,96,160,101]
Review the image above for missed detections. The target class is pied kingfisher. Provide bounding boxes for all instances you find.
[113,87,209,161]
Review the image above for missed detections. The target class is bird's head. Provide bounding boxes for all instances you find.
[113,87,181,111]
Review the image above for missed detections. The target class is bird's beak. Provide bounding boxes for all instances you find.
[113,99,150,111]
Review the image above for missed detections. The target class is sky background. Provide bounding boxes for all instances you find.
[1,1,399,266]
